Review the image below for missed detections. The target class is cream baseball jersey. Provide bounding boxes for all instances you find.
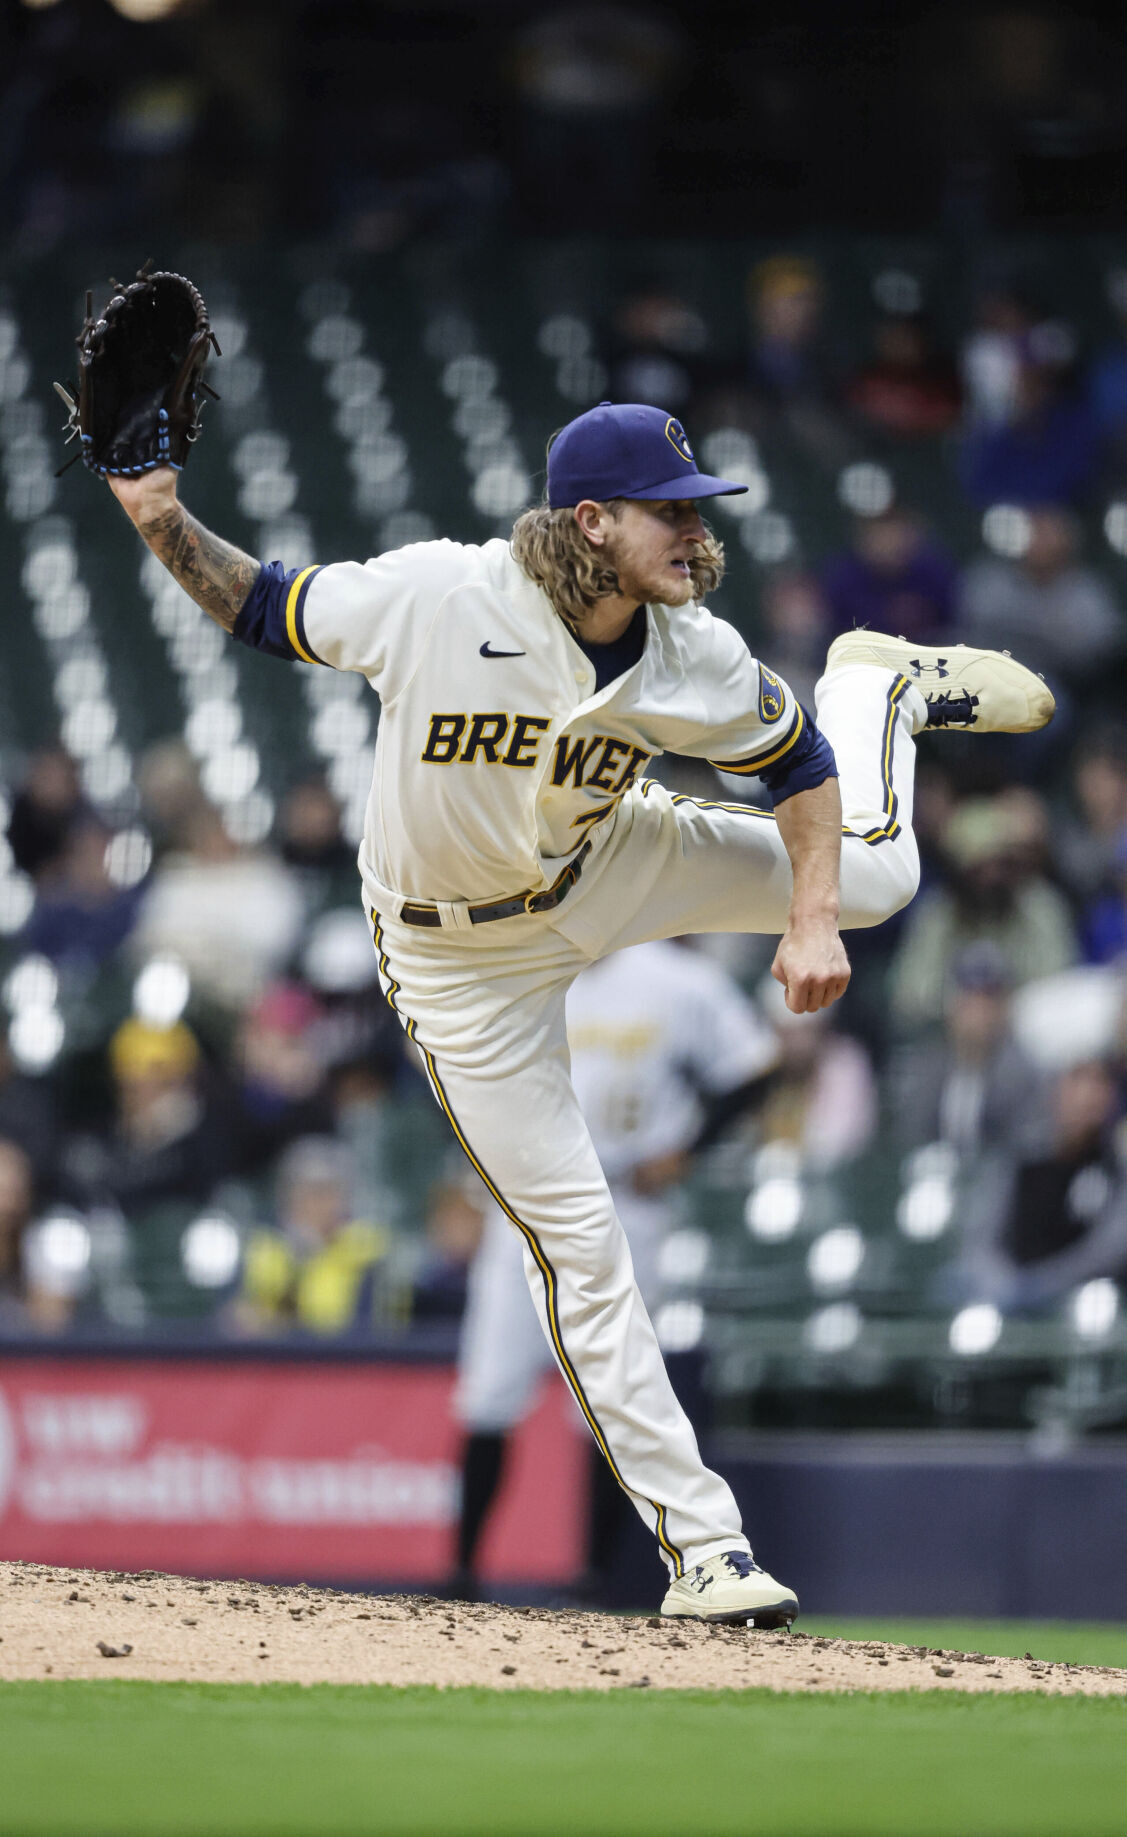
[234,539,818,905]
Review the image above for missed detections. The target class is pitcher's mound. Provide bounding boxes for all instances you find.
[2,1562,1123,1694]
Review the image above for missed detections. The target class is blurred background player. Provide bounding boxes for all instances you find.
[450,936,779,1601]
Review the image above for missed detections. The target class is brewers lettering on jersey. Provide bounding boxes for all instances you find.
[105,396,1053,1625]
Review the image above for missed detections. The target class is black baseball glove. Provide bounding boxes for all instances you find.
[55,265,221,479]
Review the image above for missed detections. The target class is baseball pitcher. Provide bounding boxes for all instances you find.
[84,322,1052,1624]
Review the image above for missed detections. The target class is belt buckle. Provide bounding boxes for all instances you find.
[523,889,543,915]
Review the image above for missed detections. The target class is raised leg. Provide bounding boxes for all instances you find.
[560,665,923,957]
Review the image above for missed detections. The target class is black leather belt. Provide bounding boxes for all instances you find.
[399,841,593,929]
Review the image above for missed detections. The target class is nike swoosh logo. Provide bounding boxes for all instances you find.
[480,642,526,658]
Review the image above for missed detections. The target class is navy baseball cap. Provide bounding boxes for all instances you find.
[547,402,748,509]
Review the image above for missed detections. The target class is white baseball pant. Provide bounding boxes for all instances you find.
[369,665,923,1575]
[456,1188,668,1433]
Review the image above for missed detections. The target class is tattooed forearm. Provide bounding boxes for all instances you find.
[136,499,258,633]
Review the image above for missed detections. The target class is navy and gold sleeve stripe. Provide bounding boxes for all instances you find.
[709,704,839,807]
[232,560,328,665]
[707,702,804,776]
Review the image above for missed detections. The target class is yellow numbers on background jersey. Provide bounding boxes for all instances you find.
[601,1088,645,1138]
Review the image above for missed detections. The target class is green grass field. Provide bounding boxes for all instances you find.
[802,1616,1127,1668]
[2,1646,1126,1837]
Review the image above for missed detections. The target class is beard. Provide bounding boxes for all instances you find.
[617,560,696,607]
[599,537,721,609]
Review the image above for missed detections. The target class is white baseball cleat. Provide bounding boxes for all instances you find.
[660,1550,799,1627]
[825,630,1055,735]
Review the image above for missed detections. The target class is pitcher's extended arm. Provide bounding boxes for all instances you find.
[108,468,258,634]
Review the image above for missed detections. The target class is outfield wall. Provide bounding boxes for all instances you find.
[0,1345,585,1587]
[715,1430,1127,1623]
[1,1343,1124,1619]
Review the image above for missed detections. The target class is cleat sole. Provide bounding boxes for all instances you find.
[662,1596,799,1628]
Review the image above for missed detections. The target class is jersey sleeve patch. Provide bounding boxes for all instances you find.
[707,702,804,776]
[758,663,785,725]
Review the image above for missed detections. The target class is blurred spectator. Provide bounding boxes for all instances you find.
[6,749,86,882]
[297,905,438,1222]
[0,1035,58,1191]
[891,943,1047,1156]
[411,1175,485,1320]
[1079,828,1127,965]
[301,906,376,990]
[911,760,961,891]
[1052,728,1127,907]
[131,802,304,1011]
[229,982,332,1181]
[278,778,356,916]
[757,569,831,709]
[602,282,711,420]
[134,740,204,858]
[949,1058,1127,1312]
[0,1137,73,1333]
[237,1136,391,1336]
[890,793,1076,1032]
[959,507,1122,688]
[830,758,963,1054]
[756,978,877,1170]
[740,254,851,468]
[960,352,1099,508]
[1009,963,1124,1074]
[325,1031,408,1220]
[75,1018,228,1214]
[19,817,143,976]
[959,286,1034,426]
[746,255,834,412]
[822,507,958,643]
[846,311,961,436]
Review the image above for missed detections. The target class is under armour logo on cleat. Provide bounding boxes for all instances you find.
[480,641,526,659]
[909,658,949,679]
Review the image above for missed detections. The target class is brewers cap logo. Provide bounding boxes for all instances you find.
[664,417,695,464]
[758,663,784,724]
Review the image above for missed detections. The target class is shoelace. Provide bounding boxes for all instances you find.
[721,1551,763,1579]
[925,690,979,728]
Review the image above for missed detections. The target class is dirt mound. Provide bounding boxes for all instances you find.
[1,1561,1123,1694]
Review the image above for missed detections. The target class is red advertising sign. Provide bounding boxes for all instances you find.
[0,1359,586,1584]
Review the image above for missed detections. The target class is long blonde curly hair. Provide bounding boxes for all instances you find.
[510,498,725,631]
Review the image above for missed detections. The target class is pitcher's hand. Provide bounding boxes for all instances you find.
[771,919,851,1014]
[107,466,178,527]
